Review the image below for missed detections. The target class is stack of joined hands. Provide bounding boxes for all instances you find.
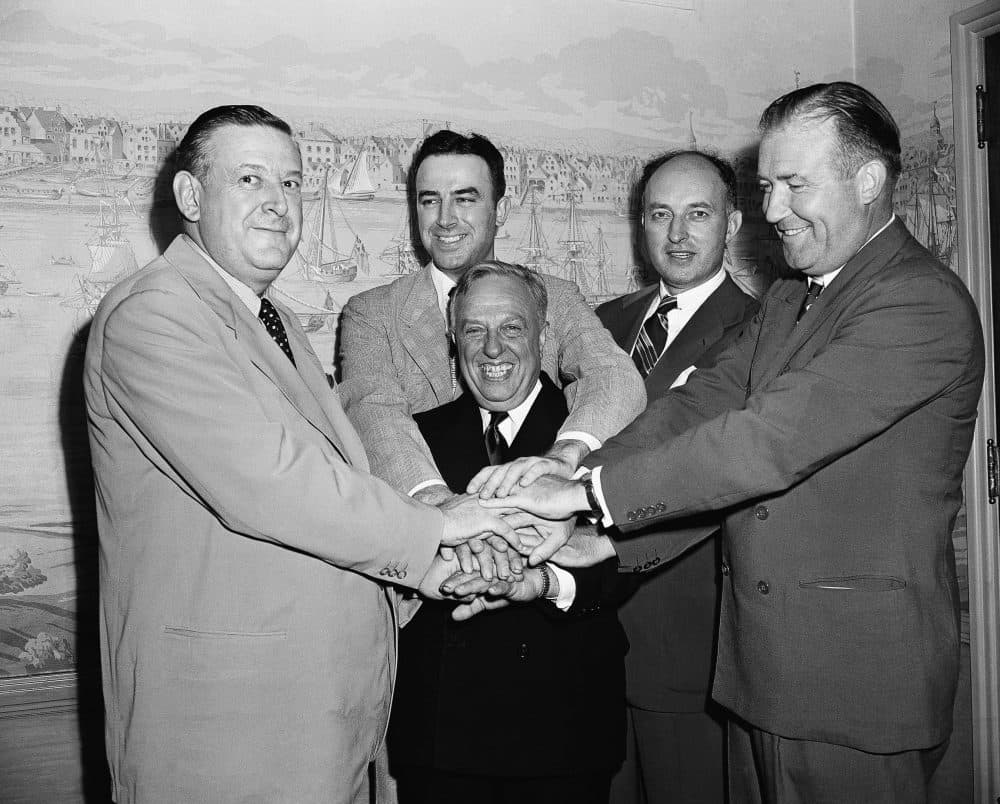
[418,453,617,621]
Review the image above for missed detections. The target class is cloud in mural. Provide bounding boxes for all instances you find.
[0,547,47,594]
[0,9,728,141]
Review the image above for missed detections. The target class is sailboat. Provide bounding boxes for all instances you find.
[65,197,139,312]
[332,147,376,202]
[296,166,370,284]
[379,211,421,277]
[516,188,559,274]
[556,187,615,306]
[902,102,957,268]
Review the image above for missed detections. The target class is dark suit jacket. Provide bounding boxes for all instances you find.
[589,220,984,753]
[389,375,626,777]
[596,275,758,711]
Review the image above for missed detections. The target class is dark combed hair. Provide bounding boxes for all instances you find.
[449,260,548,331]
[758,82,902,182]
[409,129,507,203]
[173,105,292,181]
[637,149,739,213]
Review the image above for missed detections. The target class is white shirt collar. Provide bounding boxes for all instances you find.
[184,234,262,316]
[478,379,544,443]
[658,266,726,311]
[430,263,457,320]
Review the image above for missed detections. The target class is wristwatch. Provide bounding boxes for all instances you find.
[581,474,602,515]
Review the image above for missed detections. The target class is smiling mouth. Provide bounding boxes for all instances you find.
[667,251,695,260]
[778,225,809,238]
[435,234,466,245]
[480,362,514,381]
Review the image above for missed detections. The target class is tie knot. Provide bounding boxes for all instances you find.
[656,295,678,315]
[488,410,509,429]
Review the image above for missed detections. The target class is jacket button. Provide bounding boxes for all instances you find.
[398,570,407,579]
[656,502,666,512]
[721,562,730,576]
[627,510,637,521]
[379,568,389,576]
[518,643,529,659]
[757,580,769,595]
[754,505,769,521]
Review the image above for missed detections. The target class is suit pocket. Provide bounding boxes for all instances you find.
[798,575,906,592]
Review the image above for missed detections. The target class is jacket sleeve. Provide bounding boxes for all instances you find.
[599,263,984,530]
[338,289,445,492]
[544,277,646,444]
[95,287,443,587]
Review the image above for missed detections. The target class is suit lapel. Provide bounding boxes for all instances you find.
[618,284,659,355]
[401,267,457,404]
[166,237,353,464]
[750,219,909,392]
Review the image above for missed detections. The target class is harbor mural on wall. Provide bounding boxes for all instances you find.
[2,0,963,680]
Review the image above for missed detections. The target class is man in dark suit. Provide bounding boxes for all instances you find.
[597,151,758,804]
[485,83,984,803]
[389,260,625,804]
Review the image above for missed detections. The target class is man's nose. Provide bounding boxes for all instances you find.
[436,200,457,228]
[483,330,503,358]
[668,217,688,244]
[762,187,787,224]
[263,182,289,216]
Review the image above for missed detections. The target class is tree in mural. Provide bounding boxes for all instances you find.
[18,632,75,671]
[0,546,47,594]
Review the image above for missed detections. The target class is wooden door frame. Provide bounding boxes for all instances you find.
[951,2,1000,800]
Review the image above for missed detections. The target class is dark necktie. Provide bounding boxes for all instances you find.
[258,297,296,366]
[796,281,824,323]
[484,411,510,466]
[632,295,678,378]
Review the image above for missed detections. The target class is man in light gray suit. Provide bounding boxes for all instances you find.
[339,130,645,508]
[84,105,516,804]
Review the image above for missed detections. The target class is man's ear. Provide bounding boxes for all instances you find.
[856,159,888,205]
[538,320,548,353]
[725,209,743,244]
[173,170,203,223]
[495,195,512,227]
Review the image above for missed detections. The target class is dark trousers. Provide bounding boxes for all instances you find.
[395,766,613,804]
[610,705,726,804]
[728,718,949,804]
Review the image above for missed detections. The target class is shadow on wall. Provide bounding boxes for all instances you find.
[58,151,181,803]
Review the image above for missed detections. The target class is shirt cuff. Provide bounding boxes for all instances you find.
[556,431,602,452]
[407,479,449,497]
[548,564,576,611]
[588,466,615,528]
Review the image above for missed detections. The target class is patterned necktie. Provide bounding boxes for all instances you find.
[258,297,296,366]
[796,281,824,323]
[484,411,510,466]
[632,295,678,378]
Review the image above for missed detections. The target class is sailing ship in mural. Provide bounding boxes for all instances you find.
[379,210,421,277]
[898,102,957,268]
[516,188,559,274]
[62,196,139,313]
[332,146,377,202]
[296,165,370,284]
[555,189,615,306]
[0,229,20,295]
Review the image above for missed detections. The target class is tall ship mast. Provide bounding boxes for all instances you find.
[555,185,615,306]
[903,103,956,267]
[379,210,421,276]
[516,188,558,273]
[65,197,139,313]
[297,165,370,284]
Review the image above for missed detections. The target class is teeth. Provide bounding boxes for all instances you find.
[437,235,463,244]
[482,363,513,379]
[780,226,808,237]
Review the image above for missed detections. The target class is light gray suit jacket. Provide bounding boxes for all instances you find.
[84,235,443,804]
[339,264,645,492]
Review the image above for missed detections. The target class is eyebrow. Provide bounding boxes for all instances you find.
[646,200,716,209]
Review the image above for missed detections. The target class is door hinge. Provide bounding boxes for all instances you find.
[989,438,997,504]
[977,84,988,149]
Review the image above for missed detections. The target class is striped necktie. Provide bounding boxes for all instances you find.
[632,294,678,378]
